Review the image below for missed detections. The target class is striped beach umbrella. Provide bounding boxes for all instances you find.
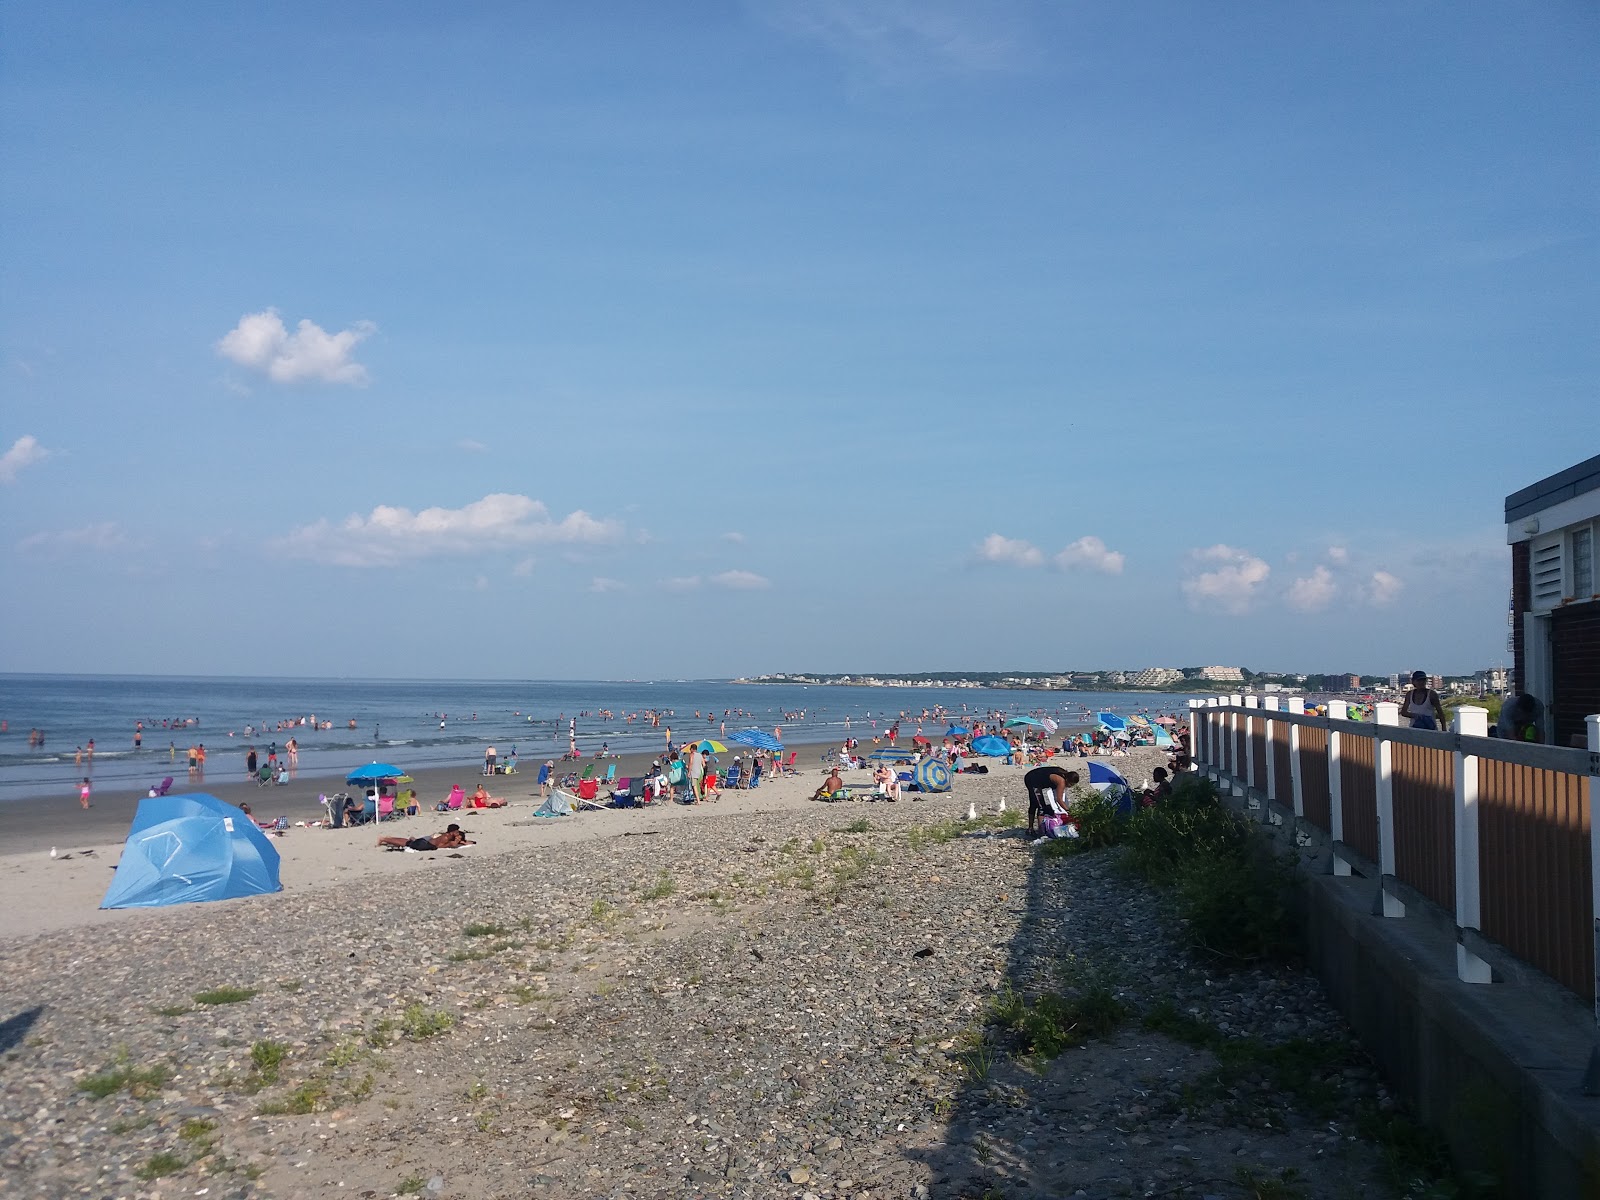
[730,728,783,752]
[913,759,952,793]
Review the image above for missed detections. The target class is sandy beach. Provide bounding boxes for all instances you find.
[0,742,1413,1200]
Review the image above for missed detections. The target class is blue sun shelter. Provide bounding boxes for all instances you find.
[102,793,283,909]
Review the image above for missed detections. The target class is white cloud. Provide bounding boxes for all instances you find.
[275,493,624,567]
[661,576,702,592]
[459,439,488,454]
[590,576,626,593]
[1181,544,1271,615]
[18,522,133,554]
[1286,565,1338,612]
[976,533,1043,568]
[1366,570,1404,606]
[757,0,1024,80]
[711,569,771,590]
[512,557,535,578]
[722,531,746,543]
[216,308,375,386]
[1054,535,1124,575]
[0,434,50,483]
[1326,545,1349,565]
[473,575,490,592]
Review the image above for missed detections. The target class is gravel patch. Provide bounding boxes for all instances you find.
[0,756,1405,1199]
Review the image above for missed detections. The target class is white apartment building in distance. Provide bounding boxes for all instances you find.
[1197,665,1245,682]
[1128,667,1182,687]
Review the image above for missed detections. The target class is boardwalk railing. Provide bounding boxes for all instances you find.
[1188,697,1600,1017]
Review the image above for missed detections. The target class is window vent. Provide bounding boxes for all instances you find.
[1530,533,1563,612]
[1573,527,1594,600]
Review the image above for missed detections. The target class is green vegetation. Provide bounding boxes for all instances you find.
[193,986,257,1006]
[135,1151,187,1180]
[1445,693,1503,723]
[838,817,873,833]
[463,922,511,938]
[987,977,1129,1060]
[78,1059,171,1100]
[178,1117,218,1142]
[401,1003,454,1041]
[639,870,677,901]
[250,1040,288,1085]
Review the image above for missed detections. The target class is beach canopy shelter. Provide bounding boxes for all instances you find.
[102,794,282,910]
[1085,762,1136,817]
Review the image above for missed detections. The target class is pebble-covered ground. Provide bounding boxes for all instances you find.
[1,761,1408,1199]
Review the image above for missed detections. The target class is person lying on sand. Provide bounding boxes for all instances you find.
[469,785,506,808]
[377,823,474,852]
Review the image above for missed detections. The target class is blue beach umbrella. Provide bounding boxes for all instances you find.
[868,746,911,761]
[913,758,953,793]
[1004,716,1046,729]
[347,762,406,785]
[730,728,783,752]
[1096,712,1129,733]
[945,725,971,737]
[1086,761,1136,817]
[970,735,1011,757]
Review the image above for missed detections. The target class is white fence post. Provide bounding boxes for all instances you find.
[1229,694,1244,797]
[1205,698,1220,781]
[1374,702,1405,918]
[1187,700,1202,769]
[1287,697,1305,820]
[1327,700,1350,876]
[1243,694,1260,807]
[1585,715,1600,1093]
[1262,696,1281,809]
[1453,706,1492,985]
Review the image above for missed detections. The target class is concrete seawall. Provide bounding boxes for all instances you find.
[1233,781,1600,1197]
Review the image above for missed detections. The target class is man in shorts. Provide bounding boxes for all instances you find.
[1023,764,1080,837]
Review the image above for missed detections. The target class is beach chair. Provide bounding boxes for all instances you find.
[603,762,617,784]
[377,794,395,821]
[748,760,763,789]
[723,763,742,790]
[779,752,798,775]
[149,776,174,797]
[577,779,599,801]
[256,765,274,787]
[580,763,595,781]
[610,778,635,808]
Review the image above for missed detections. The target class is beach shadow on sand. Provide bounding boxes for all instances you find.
[0,1006,45,1056]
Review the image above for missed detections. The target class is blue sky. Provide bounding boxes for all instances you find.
[2,1,1595,680]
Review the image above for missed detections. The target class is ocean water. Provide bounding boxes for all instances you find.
[0,674,1202,801]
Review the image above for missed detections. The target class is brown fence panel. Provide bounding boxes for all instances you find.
[1251,726,1269,795]
[1391,743,1455,911]
[1234,722,1246,782]
[1272,720,1292,807]
[1478,761,1592,1001]
[1340,732,1378,863]
[1299,725,1331,833]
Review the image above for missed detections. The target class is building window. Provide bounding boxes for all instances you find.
[1574,526,1594,601]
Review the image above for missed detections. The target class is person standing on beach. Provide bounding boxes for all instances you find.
[1399,671,1447,730]
[79,777,91,809]
[86,739,95,763]
[538,760,553,799]
[246,746,258,777]
[688,743,706,804]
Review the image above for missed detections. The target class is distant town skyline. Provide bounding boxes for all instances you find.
[2,4,1593,680]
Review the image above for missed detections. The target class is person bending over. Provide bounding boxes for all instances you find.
[1023,765,1080,836]
[378,823,474,852]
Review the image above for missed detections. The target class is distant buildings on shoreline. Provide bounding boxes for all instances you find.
[734,666,1511,696]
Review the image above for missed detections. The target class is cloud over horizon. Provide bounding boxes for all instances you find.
[1181,544,1271,614]
[1055,535,1124,575]
[18,521,133,555]
[217,308,375,386]
[976,533,1043,567]
[275,493,623,567]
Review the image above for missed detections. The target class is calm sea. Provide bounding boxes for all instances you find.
[0,675,1202,801]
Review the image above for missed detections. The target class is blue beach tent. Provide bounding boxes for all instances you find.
[101,793,283,910]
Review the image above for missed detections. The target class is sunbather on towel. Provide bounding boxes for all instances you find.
[378,823,474,852]
[813,768,845,800]
[470,784,506,808]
